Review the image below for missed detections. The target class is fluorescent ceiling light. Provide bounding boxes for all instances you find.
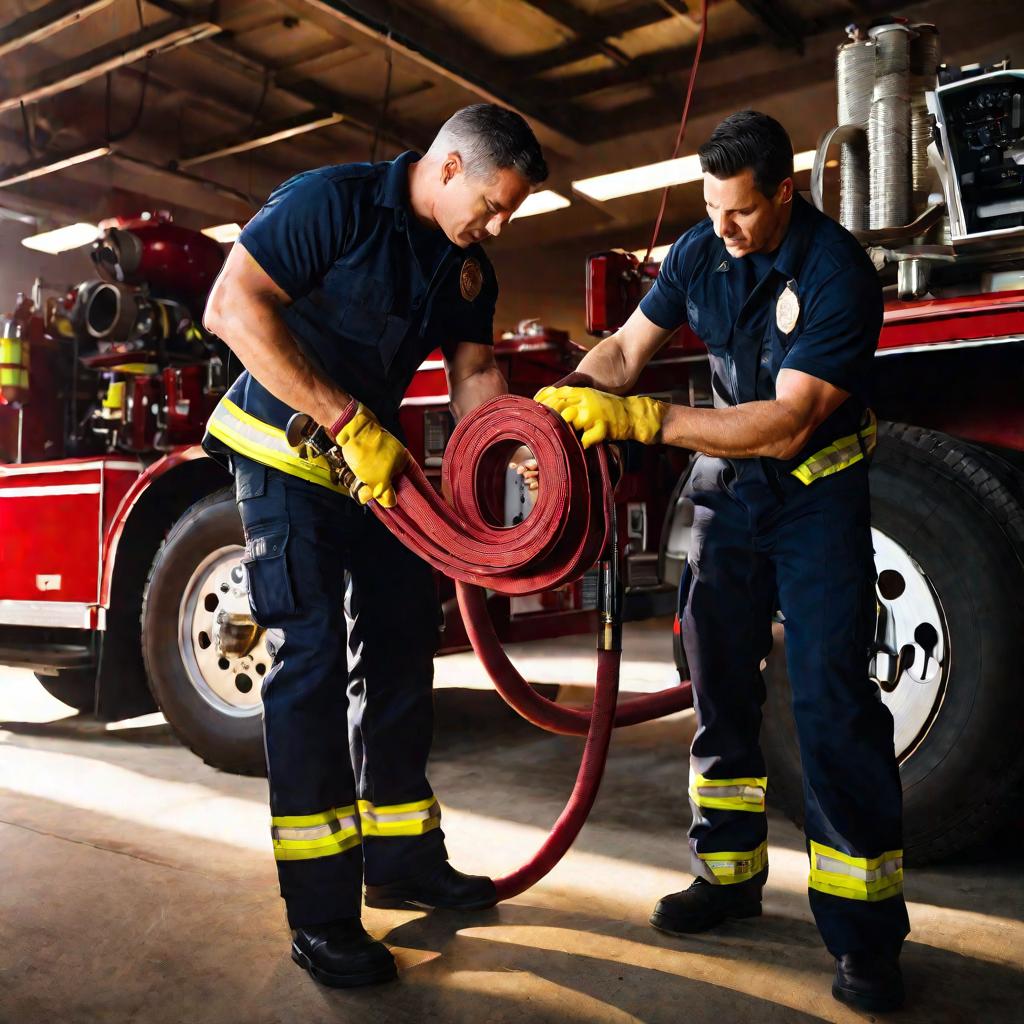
[511,189,571,220]
[632,244,673,263]
[793,149,816,173]
[574,149,818,202]
[179,111,345,168]
[0,145,111,188]
[22,222,99,254]
[201,222,242,243]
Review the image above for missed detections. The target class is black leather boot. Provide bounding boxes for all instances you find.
[291,919,397,988]
[365,860,497,911]
[832,952,905,1012]
[650,869,767,935]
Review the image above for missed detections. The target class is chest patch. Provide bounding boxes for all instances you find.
[460,258,483,301]
[776,283,800,335]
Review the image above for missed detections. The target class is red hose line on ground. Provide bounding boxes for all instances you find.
[364,395,692,899]
[492,648,621,900]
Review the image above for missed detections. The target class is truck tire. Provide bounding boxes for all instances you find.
[760,423,1024,864]
[141,487,269,775]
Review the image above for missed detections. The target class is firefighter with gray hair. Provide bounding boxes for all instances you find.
[203,103,547,988]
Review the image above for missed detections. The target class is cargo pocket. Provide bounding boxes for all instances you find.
[241,526,297,626]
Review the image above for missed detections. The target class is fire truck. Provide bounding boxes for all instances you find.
[1,34,1022,865]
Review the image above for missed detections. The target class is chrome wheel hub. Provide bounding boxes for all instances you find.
[870,527,948,760]
[178,546,276,717]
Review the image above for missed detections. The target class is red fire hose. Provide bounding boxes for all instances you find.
[365,395,693,901]
[363,0,711,900]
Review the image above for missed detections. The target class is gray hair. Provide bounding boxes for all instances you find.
[428,104,548,184]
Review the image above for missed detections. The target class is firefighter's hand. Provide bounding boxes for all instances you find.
[508,445,539,492]
[332,403,408,507]
[534,386,667,448]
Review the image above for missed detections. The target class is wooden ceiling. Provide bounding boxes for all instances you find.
[0,0,1020,257]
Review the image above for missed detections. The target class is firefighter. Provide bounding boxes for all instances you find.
[536,110,910,1013]
[202,104,547,988]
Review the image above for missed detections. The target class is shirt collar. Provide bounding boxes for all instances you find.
[377,150,421,216]
[770,193,815,280]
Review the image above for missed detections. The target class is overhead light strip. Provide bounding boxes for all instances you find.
[21,222,99,254]
[510,189,571,220]
[179,112,346,168]
[574,149,818,202]
[0,146,112,188]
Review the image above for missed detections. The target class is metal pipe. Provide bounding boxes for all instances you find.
[868,24,912,230]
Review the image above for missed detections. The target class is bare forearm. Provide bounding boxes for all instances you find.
[210,299,351,427]
[574,333,634,394]
[450,365,507,421]
[660,401,808,459]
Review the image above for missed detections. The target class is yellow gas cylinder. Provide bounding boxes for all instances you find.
[0,312,30,406]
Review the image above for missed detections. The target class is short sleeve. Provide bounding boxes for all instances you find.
[238,171,349,301]
[638,227,700,331]
[780,266,881,397]
[436,251,498,353]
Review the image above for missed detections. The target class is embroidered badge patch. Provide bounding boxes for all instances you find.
[460,258,483,301]
[776,283,800,334]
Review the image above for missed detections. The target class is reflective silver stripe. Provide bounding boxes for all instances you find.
[206,398,342,491]
[272,813,359,842]
[695,784,764,802]
[359,803,441,826]
[358,797,442,837]
[815,851,902,883]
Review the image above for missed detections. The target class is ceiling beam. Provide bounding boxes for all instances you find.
[734,0,805,53]
[0,0,115,60]
[509,0,728,78]
[137,0,435,154]
[519,1,631,66]
[295,0,583,152]
[0,17,221,116]
[178,110,345,167]
[544,30,763,101]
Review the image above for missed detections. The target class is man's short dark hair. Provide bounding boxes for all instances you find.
[434,103,548,185]
[698,110,794,198]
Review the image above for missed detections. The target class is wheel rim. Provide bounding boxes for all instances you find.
[177,545,274,717]
[871,527,949,761]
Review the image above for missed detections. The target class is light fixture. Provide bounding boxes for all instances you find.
[0,145,111,189]
[21,222,99,254]
[632,243,673,263]
[180,111,345,168]
[510,189,571,220]
[201,222,242,243]
[573,149,819,201]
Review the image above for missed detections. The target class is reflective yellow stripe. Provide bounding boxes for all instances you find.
[808,840,903,902]
[206,397,345,493]
[103,381,125,409]
[689,771,767,813]
[358,796,442,837]
[697,840,768,884]
[0,337,23,362]
[791,410,878,485]
[107,362,159,375]
[271,805,361,861]
[0,368,29,388]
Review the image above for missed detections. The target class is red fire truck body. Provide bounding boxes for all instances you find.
[2,51,1023,863]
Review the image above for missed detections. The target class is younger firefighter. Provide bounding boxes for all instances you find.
[536,110,910,1013]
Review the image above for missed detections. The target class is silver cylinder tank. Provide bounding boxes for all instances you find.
[869,23,912,229]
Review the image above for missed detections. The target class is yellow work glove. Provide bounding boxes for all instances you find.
[331,403,408,507]
[534,385,668,449]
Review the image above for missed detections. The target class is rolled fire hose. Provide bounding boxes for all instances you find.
[290,394,693,901]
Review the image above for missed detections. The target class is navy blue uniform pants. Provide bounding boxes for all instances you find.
[233,455,446,928]
[681,457,910,956]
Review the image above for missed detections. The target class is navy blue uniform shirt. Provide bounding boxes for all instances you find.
[640,194,881,474]
[208,151,497,447]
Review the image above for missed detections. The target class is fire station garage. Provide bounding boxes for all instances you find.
[2,1,1024,1021]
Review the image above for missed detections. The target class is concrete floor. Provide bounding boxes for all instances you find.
[1,620,1022,1024]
